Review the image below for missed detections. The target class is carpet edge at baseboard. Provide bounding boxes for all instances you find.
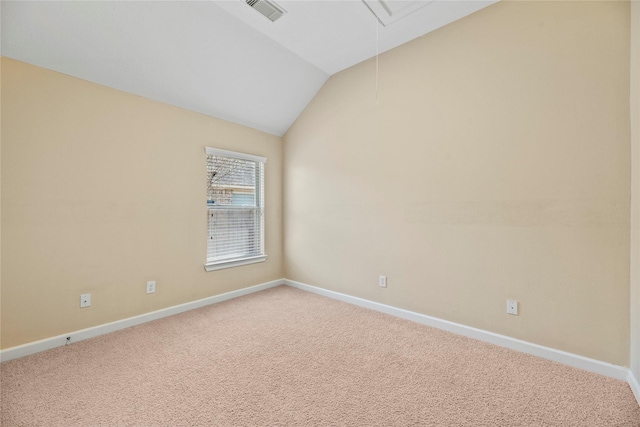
[0,279,286,363]
[2,276,636,407]
[283,279,631,383]
[629,370,640,406]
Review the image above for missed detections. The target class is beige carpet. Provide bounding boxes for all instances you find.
[1,285,639,426]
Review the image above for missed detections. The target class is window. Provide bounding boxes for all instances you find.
[205,147,266,271]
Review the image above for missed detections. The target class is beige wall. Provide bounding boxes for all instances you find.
[284,1,631,365]
[1,1,635,369]
[1,57,283,349]
[631,0,640,378]
[0,51,3,352]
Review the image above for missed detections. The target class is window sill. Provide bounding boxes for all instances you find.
[205,255,267,272]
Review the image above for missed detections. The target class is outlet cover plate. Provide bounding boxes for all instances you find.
[146,281,156,294]
[507,299,518,315]
[80,293,91,308]
[379,275,387,288]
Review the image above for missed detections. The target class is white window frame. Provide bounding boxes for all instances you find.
[205,147,267,272]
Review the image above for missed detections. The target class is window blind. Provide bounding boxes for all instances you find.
[206,148,266,269]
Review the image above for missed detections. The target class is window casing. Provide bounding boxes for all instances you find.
[205,147,266,271]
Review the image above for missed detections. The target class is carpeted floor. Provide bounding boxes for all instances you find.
[1,285,639,426]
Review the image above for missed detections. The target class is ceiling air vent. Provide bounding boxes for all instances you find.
[245,0,286,22]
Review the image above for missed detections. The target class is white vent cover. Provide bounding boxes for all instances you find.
[246,0,286,22]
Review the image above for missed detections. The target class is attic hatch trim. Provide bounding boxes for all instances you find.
[362,0,434,27]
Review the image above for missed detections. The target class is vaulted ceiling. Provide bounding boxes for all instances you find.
[1,1,496,136]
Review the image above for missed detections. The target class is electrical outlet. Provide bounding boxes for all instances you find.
[146,281,156,294]
[80,293,91,308]
[379,275,387,288]
[507,299,518,315]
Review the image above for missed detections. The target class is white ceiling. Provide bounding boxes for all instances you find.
[1,0,496,136]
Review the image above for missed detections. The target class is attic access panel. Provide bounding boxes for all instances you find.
[363,0,434,26]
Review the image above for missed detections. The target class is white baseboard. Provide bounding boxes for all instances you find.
[284,279,631,382]
[0,279,284,363]
[629,370,640,406]
[3,276,637,406]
